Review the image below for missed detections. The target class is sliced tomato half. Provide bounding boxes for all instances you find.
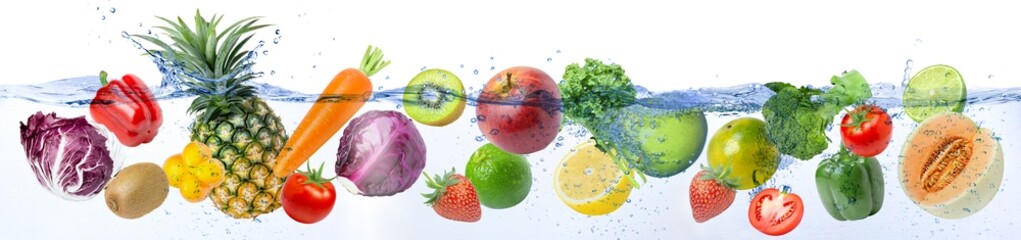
[748,188,804,236]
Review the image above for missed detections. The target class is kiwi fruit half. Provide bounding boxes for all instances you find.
[105,162,169,219]
[403,69,466,126]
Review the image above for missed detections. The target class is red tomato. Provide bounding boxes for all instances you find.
[748,188,803,236]
[840,105,893,157]
[280,164,337,224]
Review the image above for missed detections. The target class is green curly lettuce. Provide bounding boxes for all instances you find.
[761,70,873,160]
[560,58,637,153]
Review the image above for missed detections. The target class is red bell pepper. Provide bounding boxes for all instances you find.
[89,71,163,147]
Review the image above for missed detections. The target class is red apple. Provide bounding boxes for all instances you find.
[476,66,562,154]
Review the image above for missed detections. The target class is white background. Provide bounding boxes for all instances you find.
[2,1,1019,240]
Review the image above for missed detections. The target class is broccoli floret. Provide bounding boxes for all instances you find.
[761,70,873,160]
[560,58,637,152]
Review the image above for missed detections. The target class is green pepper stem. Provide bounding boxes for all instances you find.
[99,71,109,86]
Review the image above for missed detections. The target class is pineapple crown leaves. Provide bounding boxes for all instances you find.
[700,164,741,190]
[421,168,463,206]
[133,9,270,119]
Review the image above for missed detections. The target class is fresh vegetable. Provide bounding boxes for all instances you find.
[761,70,873,160]
[706,117,779,190]
[19,111,116,201]
[403,69,466,126]
[900,112,1003,219]
[335,110,427,196]
[839,104,893,157]
[274,46,390,178]
[163,142,226,203]
[816,147,884,221]
[749,187,804,236]
[135,10,287,219]
[477,66,562,154]
[89,71,163,147]
[902,64,966,123]
[555,140,633,216]
[105,162,169,219]
[281,162,337,224]
[465,143,532,209]
[422,168,482,223]
[689,165,738,223]
[560,58,707,180]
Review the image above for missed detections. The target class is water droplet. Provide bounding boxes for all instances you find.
[490,66,496,71]
[556,49,561,53]
[490,56,494,60]
[273,38,280,44]
[489,129,500,135]
[312,65,317,69]
[275,29,281,35]
[547,58,552,62]
[460,64,465,69]
[270,70,276,75]
[914,39,923,46]
[120,31,130,39]
[110,7,116,13]
[138,22,143,27]
[395,104,402,109]
[584,168,593,175]
[420,66,427,71]
[101,15,106,20]
[470,117,477,123]
[473,69,479,75]
[262,50,269,55]
[475,136,485,142]
[378,86,384,90]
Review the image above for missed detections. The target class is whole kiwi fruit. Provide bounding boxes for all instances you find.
[104,162,169,219]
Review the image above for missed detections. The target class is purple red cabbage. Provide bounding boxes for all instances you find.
[19,112,115,201]
[335,110,427,196]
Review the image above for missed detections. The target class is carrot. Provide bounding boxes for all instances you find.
[273,45,390,178]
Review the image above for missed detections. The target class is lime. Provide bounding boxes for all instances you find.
[465,143,532,209]
[903,64,966,123]
[554,140,633,216]
[706,117,779,190]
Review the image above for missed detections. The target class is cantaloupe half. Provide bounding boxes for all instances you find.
[900,112,1004,219]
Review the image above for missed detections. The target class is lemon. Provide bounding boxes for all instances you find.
[903,64,966,123]
[555,140,633,216]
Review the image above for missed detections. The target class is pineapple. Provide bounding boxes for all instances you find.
[135,10,287,219]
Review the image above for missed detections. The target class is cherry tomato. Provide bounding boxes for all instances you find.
[281,163,337,224]
[748,188,804,236]
[840,105,893,157]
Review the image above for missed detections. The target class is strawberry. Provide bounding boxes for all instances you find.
[689,164,739,223]
[422,168,482,222]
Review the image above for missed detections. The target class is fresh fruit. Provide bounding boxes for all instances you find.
[749,187,804,236]
[816,147,884,221]
[281,162,337,224]
[555,140,633,216]
[612,106,708,178]
[163,142,226,203]
[900,112,1003,219]
[89,70,163,147]
[689,165,738,223]
[403,69,466,126]
[274,45,390,178]
[422,168,482,222]
[903,64,966,123]
[476,66,562,154]
[465,143,531,209]
[104,162,169,219]
[840,104,893,157]
[136,11,290,219]
[706,117,780,190]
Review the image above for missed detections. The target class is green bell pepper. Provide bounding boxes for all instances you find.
[815,147,884,221]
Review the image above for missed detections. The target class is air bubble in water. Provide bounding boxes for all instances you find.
[473,69,479,75]
[110,8,116,13]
